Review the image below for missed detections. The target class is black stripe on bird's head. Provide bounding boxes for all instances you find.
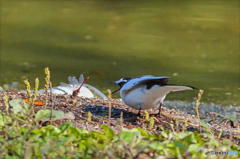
[112,77,132,94]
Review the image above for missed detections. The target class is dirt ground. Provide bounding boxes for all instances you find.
[0,91,239,144]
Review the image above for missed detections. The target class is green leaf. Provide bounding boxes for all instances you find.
[173,141,188,151]
[0,114,12,126]
[9,99,30,114]
[160,130,169,139]
[183,133,197,144]
[35,110,65,122]
[101,124,114,138]
[149,142,164,151]
[64,112,75,120]
[135,128,149,137]
[176,147,183,159]
[188,144,201,153]
[59,122,73,133]
[119,129,141,143]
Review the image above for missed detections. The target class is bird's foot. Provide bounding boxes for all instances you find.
[137,111,141,117]
[136,108,143,117]
[157,104,163,117]
[150,107,162,117]
[158,108,161,117]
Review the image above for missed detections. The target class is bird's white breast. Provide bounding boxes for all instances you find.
[120,85,166,110]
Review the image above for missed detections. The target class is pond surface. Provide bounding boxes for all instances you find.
[1,0,239,106]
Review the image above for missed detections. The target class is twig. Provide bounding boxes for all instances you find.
[87,112,92,123]
[149,117,155,130]
[107,89,112,125]
[49,81,53,122]
[72,76,90,98]
[3,94,9,115]
[23,79,36,125]
[44,67,54,123]
[44,67,51,108]
[195,89,204,121]
[120,111,124,128]
[195,90,204,132]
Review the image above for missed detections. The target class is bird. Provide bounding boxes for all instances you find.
[113,75,195,116]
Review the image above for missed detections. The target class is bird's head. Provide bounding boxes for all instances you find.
[112,77,131,94]
[114,77,131,87]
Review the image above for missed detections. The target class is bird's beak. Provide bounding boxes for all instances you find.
[112,80,121,94]
[112,81,118,85]
[112,87,121,94]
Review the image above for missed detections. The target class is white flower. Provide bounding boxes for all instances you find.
[39,74,107,99]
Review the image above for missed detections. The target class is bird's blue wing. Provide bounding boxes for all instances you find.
[122,76,170,91]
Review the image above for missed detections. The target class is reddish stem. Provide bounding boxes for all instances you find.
[72,76,90,97]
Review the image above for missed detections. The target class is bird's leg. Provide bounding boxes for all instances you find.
[137,107,142,116]
[158,103,163,117]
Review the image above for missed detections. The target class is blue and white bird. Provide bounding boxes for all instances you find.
[113,75,195,116]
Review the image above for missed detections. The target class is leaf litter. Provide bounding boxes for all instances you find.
[0,90,239,145]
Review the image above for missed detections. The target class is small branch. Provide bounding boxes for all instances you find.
[120,111,124,128]
[107,89,112,125]
[72,76,90,98]
[87,112,92,123]
[49,82,53,122]
[195,89,204,121]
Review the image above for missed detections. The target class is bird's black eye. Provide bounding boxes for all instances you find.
[118,82,125,87]
[114,77,131,87]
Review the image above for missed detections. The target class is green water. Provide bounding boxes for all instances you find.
[1,0,239,105]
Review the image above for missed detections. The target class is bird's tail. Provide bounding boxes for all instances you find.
[162,84,195,93]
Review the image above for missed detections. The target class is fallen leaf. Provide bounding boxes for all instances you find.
[33,100,44,106]
[35,110,75,122]
[23,99,44,106]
